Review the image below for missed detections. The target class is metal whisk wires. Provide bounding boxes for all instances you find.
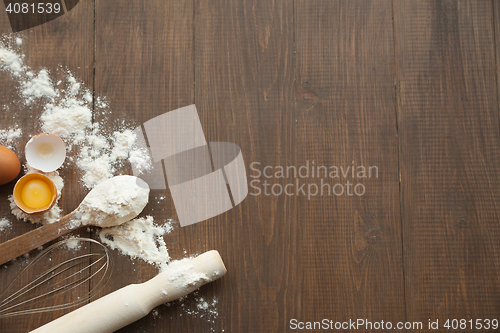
[0,238,113,318]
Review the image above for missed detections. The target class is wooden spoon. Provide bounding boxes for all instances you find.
[0,175,149,266]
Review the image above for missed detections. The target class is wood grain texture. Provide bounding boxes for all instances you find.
[495,0,500,114]
[0,1,500,332]
[295,0,405,327]
[0,0,94,331]
[394,0,500,328]
[93,0,197,332]
[195,0,296,332]
[0,211,77,266]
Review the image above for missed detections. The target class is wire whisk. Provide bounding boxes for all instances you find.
[0,237,113,318]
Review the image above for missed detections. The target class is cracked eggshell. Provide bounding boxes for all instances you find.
[25,133,66,172]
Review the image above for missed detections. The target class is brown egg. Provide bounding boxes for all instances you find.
[0,145,21,185]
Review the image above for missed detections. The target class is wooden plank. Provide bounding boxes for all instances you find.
[94,1,195,332]
[0,1,94,331]
[295,0,405,327]
[194,0,296,332]
[495,1,500,110]
[394,0,500,327]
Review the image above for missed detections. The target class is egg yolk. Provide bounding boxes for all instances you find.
[21,179,52,209]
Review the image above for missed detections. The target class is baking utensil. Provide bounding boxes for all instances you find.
[0,238,112,318]
[30,250,226,333]
[0,175,149,266]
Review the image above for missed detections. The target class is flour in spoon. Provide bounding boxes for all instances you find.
[77,175,150,228]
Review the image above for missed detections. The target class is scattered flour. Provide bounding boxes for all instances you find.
[78,154,113,187]
[154,293,220,330]
[99,215,174,268]
[22,69,58,104]
[129,147,152,176]
[0,218,11,231]
[8,165,64,225]
[0,38,184,276]
[0,37,224,329]
[170,291,220,328]
[96,96,108,109]
[0,39,152,190]
[163,218,174,234]
[110,130,136,160]
[67,73,81,95]
[163,259,211,289]
[0,45,24,76]
[83,91,92,103]
[77,128,151,188]
[0,126,22,149]
[0,38,154,228]
[196,296,219,319]
[64,237,81,250]
[41,98,92,143]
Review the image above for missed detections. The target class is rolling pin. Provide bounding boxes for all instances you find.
[30,250,227,333]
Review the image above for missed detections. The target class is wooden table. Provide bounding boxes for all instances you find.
[1,1,499,332]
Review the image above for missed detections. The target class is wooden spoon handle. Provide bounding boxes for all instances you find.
[0,212,78,266]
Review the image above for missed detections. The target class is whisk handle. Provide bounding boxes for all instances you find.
[0,212,78,265]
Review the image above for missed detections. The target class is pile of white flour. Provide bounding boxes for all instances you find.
[99,215,174,268]
[0,36,169,268]
[0,126,22,149]
[0,218,11,231]
[0,37,151,190]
